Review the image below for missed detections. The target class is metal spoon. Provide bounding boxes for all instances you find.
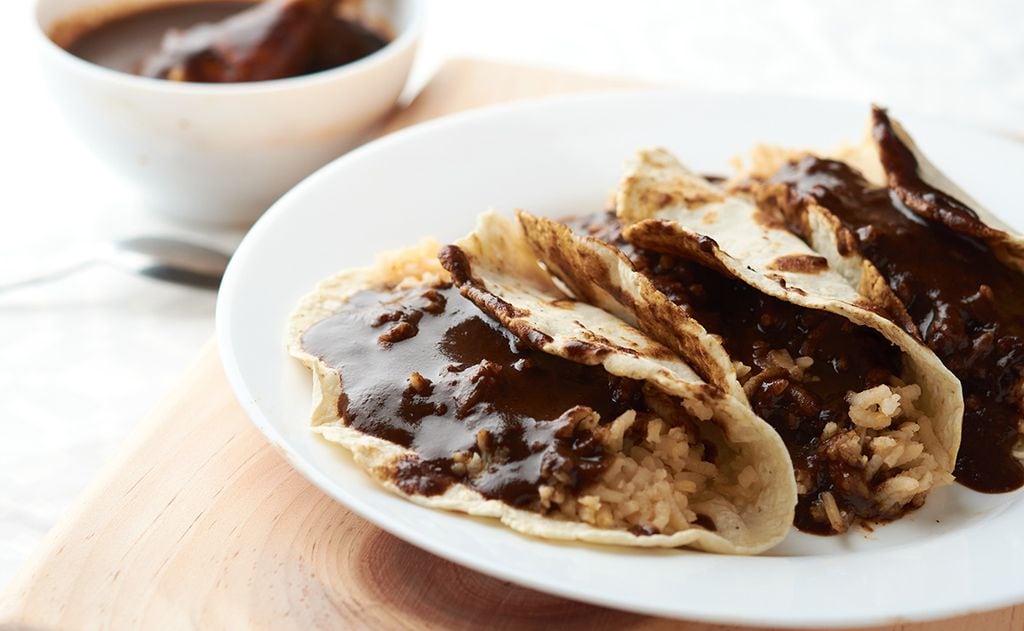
[0,237,230,293]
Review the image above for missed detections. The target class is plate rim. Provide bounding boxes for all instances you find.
[216,88,1024,628]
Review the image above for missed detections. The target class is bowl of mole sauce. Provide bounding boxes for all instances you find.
[34,0,421,226]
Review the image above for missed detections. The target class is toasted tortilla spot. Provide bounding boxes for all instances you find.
[752,207,789,231]
[836,225,858,256]
[767,254,829,274]
[562,338,620,360]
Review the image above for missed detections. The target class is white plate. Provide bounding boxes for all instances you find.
[217,91,1024,628]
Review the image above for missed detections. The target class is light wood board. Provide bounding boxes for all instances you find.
[2,59,1021,631]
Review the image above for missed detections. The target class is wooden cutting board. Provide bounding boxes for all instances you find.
[2,59,1021,631]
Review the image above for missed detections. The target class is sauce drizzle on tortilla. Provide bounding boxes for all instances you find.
[301,283,647,507]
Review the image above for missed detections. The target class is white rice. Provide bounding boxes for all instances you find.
[536,409,736,535]
[803,383,951,532]
[746,348,951,533]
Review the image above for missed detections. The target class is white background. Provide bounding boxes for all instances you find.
[0,0,1021,588]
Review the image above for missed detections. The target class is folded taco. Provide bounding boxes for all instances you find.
[748,107,1024,494]
[288,214,795,554]
[516,147,962,535]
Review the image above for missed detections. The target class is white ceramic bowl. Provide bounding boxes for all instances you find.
[33,0,422,226]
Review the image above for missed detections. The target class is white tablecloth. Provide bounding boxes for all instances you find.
[1,0,1021,587]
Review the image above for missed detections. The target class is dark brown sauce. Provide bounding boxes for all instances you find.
[767,154,1024,493]
[65,0,387,82]
[566,212,905,534]
[301,283,647,507]
[873,107,989,237]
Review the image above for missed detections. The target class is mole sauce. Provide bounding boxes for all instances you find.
[566,212,905,533]
[301,283,646,507]
[65,0,387,83]
[766,150,1024,493]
